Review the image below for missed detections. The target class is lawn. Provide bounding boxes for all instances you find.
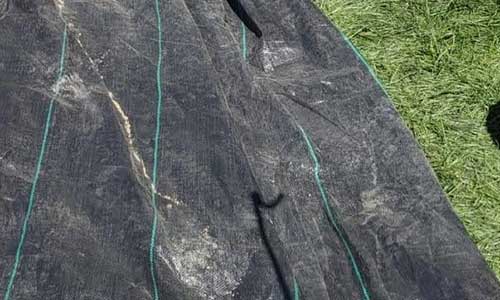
[315,0,500,276]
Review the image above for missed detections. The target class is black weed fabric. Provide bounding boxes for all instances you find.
[0,0,499,299]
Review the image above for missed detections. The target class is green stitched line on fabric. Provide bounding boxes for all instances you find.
[3,24,68,300]
[296,125,370,300]
[241,22,247,60]
[149,0,163,299]
[293,277,300,300]
[338,31,389,97]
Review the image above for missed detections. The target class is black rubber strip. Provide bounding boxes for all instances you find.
[251,192,292,300]
[227,0,263,38]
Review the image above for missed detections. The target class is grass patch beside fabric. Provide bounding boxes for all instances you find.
[315,0,500,276]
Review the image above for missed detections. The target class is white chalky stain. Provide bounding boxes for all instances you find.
[166,227,248,298]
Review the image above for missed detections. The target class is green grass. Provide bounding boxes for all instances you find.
[315,0,500,277]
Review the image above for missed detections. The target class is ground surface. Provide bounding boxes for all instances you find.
[316,0,500,276]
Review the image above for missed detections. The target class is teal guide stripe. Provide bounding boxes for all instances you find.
[297,124,371,300]
[149,0,164,299]
[3,24,68,300]
[241,22,248,60]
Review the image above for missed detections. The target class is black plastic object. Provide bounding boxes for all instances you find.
[227,0,263,38]
[487,101,500,148]
[251,192,292,300]
[1,0,499,299]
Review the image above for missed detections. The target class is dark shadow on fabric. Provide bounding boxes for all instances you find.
[227,0,263,38]
[486,101,500,149]
[250,192,292,300]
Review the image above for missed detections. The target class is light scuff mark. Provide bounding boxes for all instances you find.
[52,73,91,106]
[54,0,64,12]
[107,92,155,194]
[68,25,179,206]
[107,91,181,206]
[51,72,104,135]
[166,227,248,299]
[261,40,301,72]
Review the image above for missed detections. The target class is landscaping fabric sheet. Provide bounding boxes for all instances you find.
[0,0,499,299]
